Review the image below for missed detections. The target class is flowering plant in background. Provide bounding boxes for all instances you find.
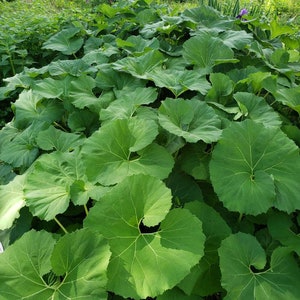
[236,8,248,18]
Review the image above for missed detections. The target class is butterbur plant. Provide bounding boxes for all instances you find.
[0,0,300,299]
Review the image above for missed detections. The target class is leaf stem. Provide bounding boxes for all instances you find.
[238,213,243,223]
[53,121,68,132]
[54,217,68,234]
[84,204,89,216]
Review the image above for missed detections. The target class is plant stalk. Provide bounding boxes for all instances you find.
[54,217,68,234]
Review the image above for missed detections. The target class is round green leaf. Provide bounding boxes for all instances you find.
[112,49,166,79]
[210,119,300,214]
[82,118,174,185]
[158,98,222,143]
[219,233,300,299]
[84,174,205,299]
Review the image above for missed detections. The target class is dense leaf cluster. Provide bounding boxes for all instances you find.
[0,0,300,299]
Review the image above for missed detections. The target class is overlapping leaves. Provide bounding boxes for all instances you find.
[82,117,174,185]
[0,1,300,300]
[0,229,110,299]
[24,151,92,220]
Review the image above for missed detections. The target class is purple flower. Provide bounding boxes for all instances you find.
[236,8,248,19]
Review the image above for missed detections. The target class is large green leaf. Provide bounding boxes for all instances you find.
[13,90,64,129]
[82,118,174,185]
[50,228,111,299]
[36,125,83,152]
[0,229,110,299]
[116,36,157,53]
[219,233,300,300]
[0,230,56,300]
[158,98,222,143]
[48,59,90,76]
[24,151,87,220]
[220,30,253,50]
[269,19,297,39]
[0,123,41,168]
[42,27,84,55]
[68,75,102,112]
[96,64,145,90]
[148,69,210,97]
[32,76,72,100]
[179,201,231,296]
[0,174,26,230]
[210,119,300,214]
[274,87,300,114]
[268,211,300,256]
[234,92,281,127]
[84,174,205,299]
[183,32,237,74]
[112,50,166,79]
[100,87,157,121]
[205,73,234,103]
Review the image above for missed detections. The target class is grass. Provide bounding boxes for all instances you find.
[164,0,300,23]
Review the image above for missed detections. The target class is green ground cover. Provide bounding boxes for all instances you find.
[0,0,300,299]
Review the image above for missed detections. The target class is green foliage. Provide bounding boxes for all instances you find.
[0,1,300,299]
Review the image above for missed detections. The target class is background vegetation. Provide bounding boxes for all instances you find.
[0,0,299,298]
